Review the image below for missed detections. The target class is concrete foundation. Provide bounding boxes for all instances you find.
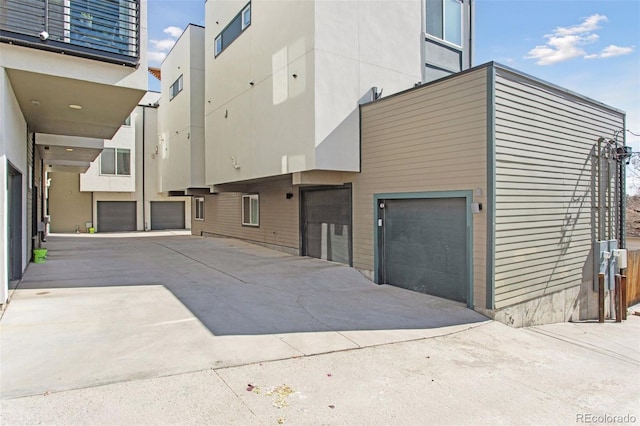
[489,282,611,327]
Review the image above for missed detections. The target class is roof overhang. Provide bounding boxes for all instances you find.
[6,68,145,139]
[37,133,104,174]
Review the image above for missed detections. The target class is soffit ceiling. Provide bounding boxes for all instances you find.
[6,68,145,140]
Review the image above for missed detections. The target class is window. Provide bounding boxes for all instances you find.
[214,2,251,57]
[242,4,251,30]
[100,148,131,176]
[242,194,259,226]
[215,35,223,56]
[68,0,138,57]
[170,75,183,100]
[426,0,462,46]
[195,197,205,221]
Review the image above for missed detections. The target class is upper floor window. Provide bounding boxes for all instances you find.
[242,4,251,30]
[0,0,140,64]
[214,2,251,57]
[426,0,462,46]
[170,75,183,100]
[100,148,131,176]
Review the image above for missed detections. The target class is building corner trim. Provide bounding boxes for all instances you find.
[486,64,496,310]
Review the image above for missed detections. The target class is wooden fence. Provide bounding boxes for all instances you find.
[627,250,640,307]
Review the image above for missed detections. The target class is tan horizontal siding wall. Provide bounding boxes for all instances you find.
[191,176,299,250]
[494,68,624,308]
[353,67,488,309]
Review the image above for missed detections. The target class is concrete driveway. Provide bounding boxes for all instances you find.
[2,233,638,425]
[1,233,486,399]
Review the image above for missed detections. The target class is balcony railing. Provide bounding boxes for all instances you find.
[0,0,140,66]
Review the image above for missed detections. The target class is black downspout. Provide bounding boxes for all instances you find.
[142,106,146,231]
[31,132,36,255]
[620,128,626,249]
[31,133,36,193]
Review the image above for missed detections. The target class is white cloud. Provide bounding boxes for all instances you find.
[164,26,183,38]
[554,14,607,36]
[150,38,177,52]
[599,45,635,58]
[147,26,184,65]
[148,37,177,64]
[148,51,167,63]
[526,14,634,65]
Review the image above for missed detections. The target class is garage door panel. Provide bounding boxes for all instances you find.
[305,206,351,225]
[385,241,454,274]
[151,201,185,230]
[385,263,464,301]
[302,187,352,265]
[385,218,453,244]
[382,197,468,303]
[97,201,136,232]
[304,223,323,259]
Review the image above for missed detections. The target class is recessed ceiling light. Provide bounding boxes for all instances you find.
[31,100,41,106]
[65,148,74,152]
[69,104,82,110]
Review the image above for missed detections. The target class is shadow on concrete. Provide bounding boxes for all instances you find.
[13,233,487,336]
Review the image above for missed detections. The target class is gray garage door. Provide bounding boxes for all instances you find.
[97,201,136,232]
[379,197,468,303]
[150,201,185,230]
[301,186,352,265]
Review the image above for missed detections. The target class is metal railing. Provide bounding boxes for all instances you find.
[0,0,140,66]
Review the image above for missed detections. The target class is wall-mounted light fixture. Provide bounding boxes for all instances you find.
[286,193,294,199]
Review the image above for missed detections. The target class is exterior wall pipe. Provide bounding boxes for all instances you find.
[608,149,612,240]
[598,273,605,322]
[621,123,627,249]
[597,138,602,241]
[142,105,146,231]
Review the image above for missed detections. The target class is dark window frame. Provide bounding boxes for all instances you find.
[195,197,205,221]
[425,0,463,47]
[170,74,183,100]
[214,2,251,57]
[100,148,131,176]
[241,193,259,227]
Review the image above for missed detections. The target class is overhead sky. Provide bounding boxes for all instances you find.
[147,0,640,183]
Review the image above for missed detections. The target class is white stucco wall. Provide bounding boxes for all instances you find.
[313,0,422,171]
[79,92,190,230]
[158,25,206,193]
[205,0,316,184]
[80,123,137,192]
[204,0,422,185]
[139,96,192,229]
[0,67,28,304]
